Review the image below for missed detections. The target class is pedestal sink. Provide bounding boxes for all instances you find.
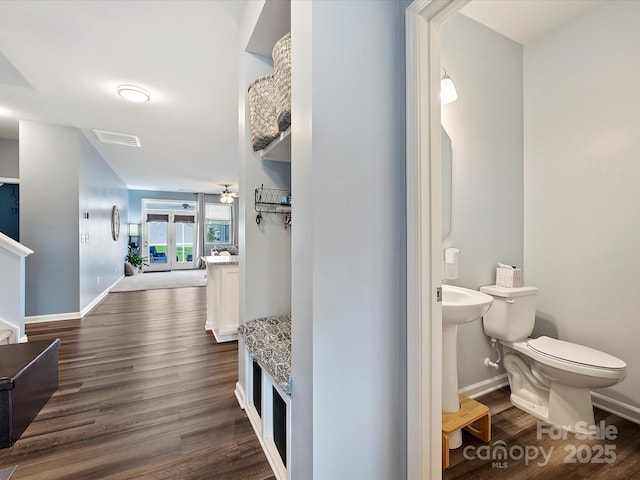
[442,285,494,449]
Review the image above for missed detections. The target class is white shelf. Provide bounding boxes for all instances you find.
[260,127,291,162]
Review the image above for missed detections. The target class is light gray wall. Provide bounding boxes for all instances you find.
[78,132,128,311]
[524,0,640,408]
[0,138,19,178]
[291,1,405,478]
[441,14,524,389]
[20,121,81,316]
[20,120,128,317]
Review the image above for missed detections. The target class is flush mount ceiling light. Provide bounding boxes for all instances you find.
[440,67,458,105]
[220,185,239,204]
[117,84,150,103]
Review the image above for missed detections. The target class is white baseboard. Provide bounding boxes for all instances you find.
[235,381,246,409]
[26,311,81,323]
[82,276,120,317]
[107,275,124,293]
[26,276,122,324]
[459,373,509,399]
[592,392,640,426]
[212,328,238,343]
[19,334,28,343]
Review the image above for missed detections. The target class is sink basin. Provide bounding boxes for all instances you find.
[442,285,494,325]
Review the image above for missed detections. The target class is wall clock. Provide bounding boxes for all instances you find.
[111,205,120,241]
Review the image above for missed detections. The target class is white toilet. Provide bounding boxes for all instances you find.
[479,285,626,433]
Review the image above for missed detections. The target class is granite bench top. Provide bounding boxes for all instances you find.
[238,314,291,395]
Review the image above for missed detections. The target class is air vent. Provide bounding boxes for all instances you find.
[93,129,141,147]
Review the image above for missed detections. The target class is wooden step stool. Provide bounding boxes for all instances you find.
[442,395,491,469]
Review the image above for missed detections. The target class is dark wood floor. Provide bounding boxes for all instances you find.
[445,388,640,479]
[3,287,639,479]
[0,287,275,480]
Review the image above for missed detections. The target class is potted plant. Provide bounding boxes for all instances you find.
[124,246,149,276]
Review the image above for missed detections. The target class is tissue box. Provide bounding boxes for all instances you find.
[496,268,523,288]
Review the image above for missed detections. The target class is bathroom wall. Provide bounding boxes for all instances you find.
[524,0,640,409]
[441,14,524,389]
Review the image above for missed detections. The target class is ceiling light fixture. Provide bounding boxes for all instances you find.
[440,67,458,105]
[117,84,150,103]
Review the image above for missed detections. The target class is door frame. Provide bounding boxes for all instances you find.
[142,209,197,271]
[405,1,469,478]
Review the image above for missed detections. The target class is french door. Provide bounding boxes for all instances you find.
[143,211,195,271]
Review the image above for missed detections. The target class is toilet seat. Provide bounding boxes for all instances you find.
[528,336,626,370]
[504,338,627,381]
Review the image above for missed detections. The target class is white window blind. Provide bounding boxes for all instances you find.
[205,204,231,220]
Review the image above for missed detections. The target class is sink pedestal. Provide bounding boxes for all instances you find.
[442,322,462,448]
[441,284,494,450]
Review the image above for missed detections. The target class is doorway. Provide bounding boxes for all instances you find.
[0,182,19,241]
[405,1,464,478]
[142,200,197,271]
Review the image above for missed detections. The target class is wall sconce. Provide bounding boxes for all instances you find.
[440,67,458,105]
[128,223,140,236]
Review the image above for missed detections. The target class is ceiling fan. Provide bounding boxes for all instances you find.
[220,184,239,204]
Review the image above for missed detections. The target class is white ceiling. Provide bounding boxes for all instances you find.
[0,0,246,194]
[459,0,604,45]
[0,0,604,195]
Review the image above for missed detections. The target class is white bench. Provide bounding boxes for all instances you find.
[237,314,291,480]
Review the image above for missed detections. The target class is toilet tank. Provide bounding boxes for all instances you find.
[479,285,538,341]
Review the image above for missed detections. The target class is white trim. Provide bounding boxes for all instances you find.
[592,392,640,426]
[235,381,246,409]
[405,4,436,478]
[82,276,121,317]
[406,1,470,478]
[0,318,19,343]
[239,338,290,480]
[246,388,289,480]
[26,311,81,324]
[246,401,288,480]
[212,329,239,342]
[459,373,509,400]
[19,334,28,343]
[0,231,33,258]
[26,276,120,324]
[0,177,19,184]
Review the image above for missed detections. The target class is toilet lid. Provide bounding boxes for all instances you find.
[528,336,626,370]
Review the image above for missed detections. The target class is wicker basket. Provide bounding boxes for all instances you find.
[248,74,280,151]
[272,32,291,132]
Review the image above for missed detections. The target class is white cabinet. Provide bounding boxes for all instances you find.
[203,256,239,342]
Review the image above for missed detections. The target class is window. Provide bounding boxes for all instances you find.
[205,203,232,246]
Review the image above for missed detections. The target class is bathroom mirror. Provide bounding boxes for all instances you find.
[442,126,452,239]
